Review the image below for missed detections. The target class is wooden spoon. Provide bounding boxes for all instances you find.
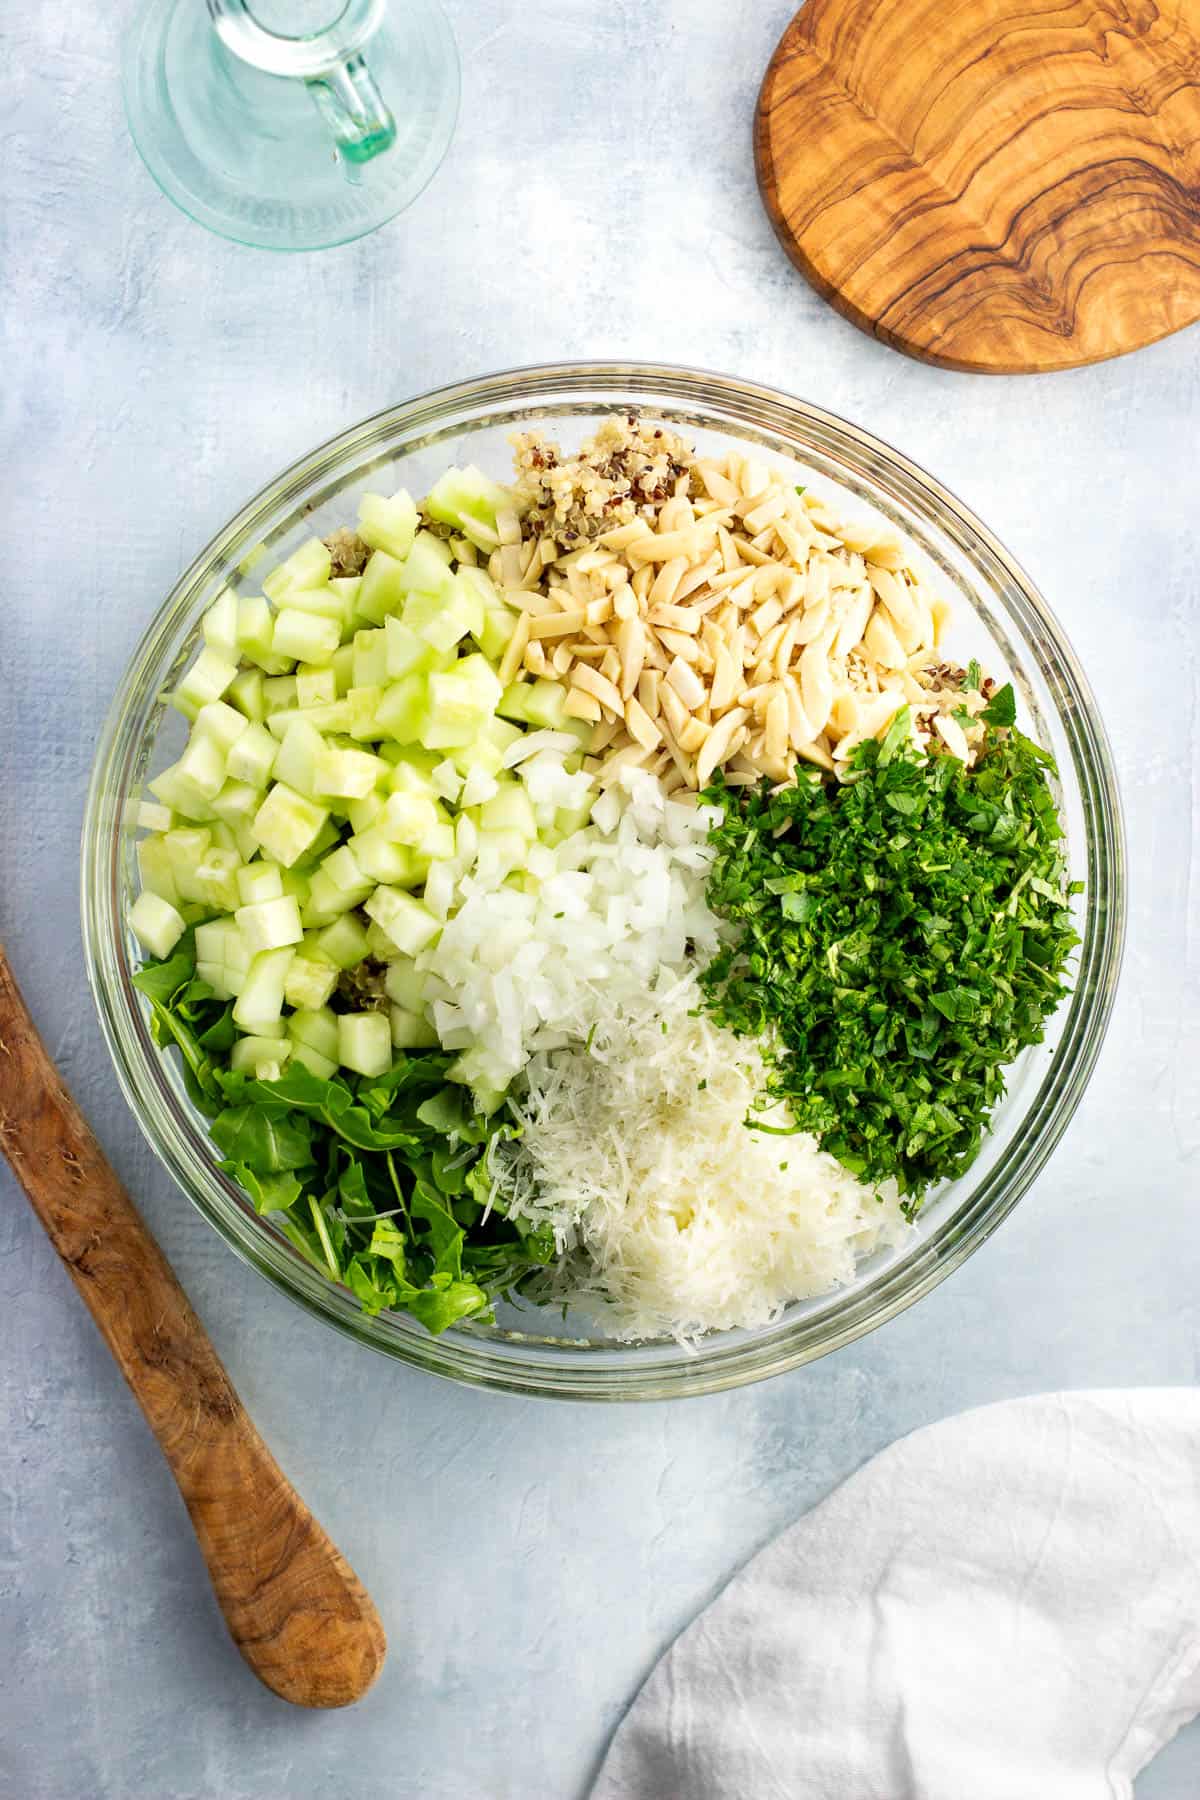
[0,943,386,1709]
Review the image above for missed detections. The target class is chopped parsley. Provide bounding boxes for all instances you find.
[700,708,1080,1207]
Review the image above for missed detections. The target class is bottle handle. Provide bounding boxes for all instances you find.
[208,0,397,166]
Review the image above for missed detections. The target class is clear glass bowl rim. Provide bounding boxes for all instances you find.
[81,360,1126,1401]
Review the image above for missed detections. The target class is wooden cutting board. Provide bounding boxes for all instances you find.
[754,0,1200,372]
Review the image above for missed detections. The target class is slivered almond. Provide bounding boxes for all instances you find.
[648,556,689,609]
[637,669,661,718]
[695,708,748,787]
[529,608,587,638]
[784,675,815,747]
[647,603,702,633]
[631,562,654,603]
[618,616,646,699]
[596,742,655,783]
[658,679,690,738]
[498,611,531,686]
[589,718,622,753]
[677,715,710,755]
[773,617,800,676]
[655,626,703,663]
[507,588,557,617]
[523,639,548,675]
[933,711,971,762]
[710,643,739,713]
[612,583,638,620]
[564,686,602,723]
[599,519,654,550]
[765,688,788,763]
[657,719,698,790]
[600,646,621,686]
[585,596,614,627]
[799,641,834,735]
[570,661,624,716]
[674,556,720,603]
[749,596,783,637]
[624,696,662,750]
[738,681,776,709]
[695,461,739,505]
[665,655,707,711]
[551,642,574,676]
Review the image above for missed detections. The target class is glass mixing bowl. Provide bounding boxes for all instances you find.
[82,364,1125,1400]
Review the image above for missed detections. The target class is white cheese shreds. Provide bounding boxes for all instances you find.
[416,768,723,1100]
[495,974,909,1342]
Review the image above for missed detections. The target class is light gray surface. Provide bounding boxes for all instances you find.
[2,3,1197,1797]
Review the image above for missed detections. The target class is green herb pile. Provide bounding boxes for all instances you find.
[133,944,554,1330]
[699,690,1080,1207]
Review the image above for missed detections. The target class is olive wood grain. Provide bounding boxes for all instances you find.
[0,944,386,1709]
[754,0,1200,373]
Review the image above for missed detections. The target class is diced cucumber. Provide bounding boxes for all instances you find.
[364,918,403,959]
[460,765,500,805]
[228,667,266,722]
[188,849,242,914]
[399,531,454,594]
[384,958,428,1011]
[288,1040,337,1081]
[321,843,373,898]
[352,628,390,690]
[272,609,339,666]
[195,701,251,762]
[236,862,284,905]
[347,789,386,834]
[225,721,278,788]
[423,655,503,748]
[292,817,341,866]
[129,892,185,959]
[313,913,371,970]
[364,886,440,955]
[276,585,346,625]
[346,829,419,886]
[252,783,329,867]
[230,1035,291,1080]
[314,745,387,800]
[235,895,303,953]
[400,584,477,657]
[273,719,325,799]
[133,799,173,833]
[374,675,429,744]
[480,784,537,839]
[331,644,355,697]
[424,464,513,533]
[524,679,570,729]
[262,536,332,601]
[379,788,442,847]
[283,953,338,1011]
[211,778,261,827]
[236,598,292,674]
[301,868,359,928]
[337,1011,393,1078]
[345,684,387,741]
[356,550,406,624]
[384,615,436,679]
[177,733,227,801]
[357,489,419,562]
[290,1006,340,1061]
[266,701,353,741]
[431,759,464,804]
[202,588,240,657]
[137,835,180,905]
[478,606,519,660]
[390,1006,438,1050]
[232,946,295,1032]
[174,647,239,717]
[296,666,338,708]
[262,675,298,713]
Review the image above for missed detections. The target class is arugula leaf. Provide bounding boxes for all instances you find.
[980,682,1017,727]
[211,1105,315,1174]
[218,1162,305,1216]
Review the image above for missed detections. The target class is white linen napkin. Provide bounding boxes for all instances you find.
[592,1391,1200,1800]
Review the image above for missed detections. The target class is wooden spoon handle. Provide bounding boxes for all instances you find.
[0,944,386,1708]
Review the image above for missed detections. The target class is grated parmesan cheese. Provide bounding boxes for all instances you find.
[495,974,910,1343]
